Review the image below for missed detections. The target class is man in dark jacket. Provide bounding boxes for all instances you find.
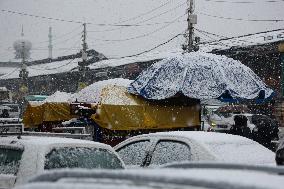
[229,115,252,139]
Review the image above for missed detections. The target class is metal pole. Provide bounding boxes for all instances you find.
[187,0,194,52]
[78,23,88,90]
[48,27,53,59]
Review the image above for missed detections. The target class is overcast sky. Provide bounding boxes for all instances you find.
[0,0,283,61]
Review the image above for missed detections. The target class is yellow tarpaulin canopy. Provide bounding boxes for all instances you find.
[23,102,75,128]
[23,85,201,130]
[91,85,200,130]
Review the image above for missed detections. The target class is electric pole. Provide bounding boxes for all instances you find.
[48,26,53,59]
[186,0,197,52]
[78,23,89,90]
[19,27,29,93]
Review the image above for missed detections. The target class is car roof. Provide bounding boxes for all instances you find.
[21,166,284,189]
[142,131,252,144]
[0,136,111,150]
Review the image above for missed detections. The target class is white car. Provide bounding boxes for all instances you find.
[13,164,284,189]
[0,136,125,188]
[114,131,275,168]
[209,113,257,132]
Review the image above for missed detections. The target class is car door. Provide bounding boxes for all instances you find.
[147,139,191,167]
[116,139,152,168]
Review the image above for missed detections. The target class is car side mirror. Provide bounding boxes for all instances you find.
[276,149,284,166]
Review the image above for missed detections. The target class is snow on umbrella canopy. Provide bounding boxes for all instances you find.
[128,52,274,102]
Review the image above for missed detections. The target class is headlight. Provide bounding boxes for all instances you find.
[211,122,216,127]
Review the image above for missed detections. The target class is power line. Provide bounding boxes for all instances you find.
[198,12,284,22]
[108,31,184,59]
[133,2,186,25]
[1,9,87,24]
[34,31,82,49]
[195,28,257,45]
[89,13,186,42]
[113,0,173,24]
[199,28,284,45]
[0,68,19,79]
[1,6,186,26]
[33,25,82,45]
[88,2,187,33]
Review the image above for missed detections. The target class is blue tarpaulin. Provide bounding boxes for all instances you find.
[128,52,274,103]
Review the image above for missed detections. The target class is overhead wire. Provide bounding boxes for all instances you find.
[113,0,173,24]
[33,25,82,45]
[198,28,284,45]
[88,1,187,33]
[0,68,20,79]
[195,28,257,45]
[198,12,284,22]
[108,31,184,59]
[88,13,186,42]
[1,4,185,27]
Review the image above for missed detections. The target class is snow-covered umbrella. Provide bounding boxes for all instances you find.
[128,52,274,102]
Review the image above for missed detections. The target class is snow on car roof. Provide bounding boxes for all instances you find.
[147,131,251,144]
[22,167,284,189]
[0,136,110,149]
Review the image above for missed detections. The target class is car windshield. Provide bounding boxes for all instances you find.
[44,147,124,170]
[0,147,23,175]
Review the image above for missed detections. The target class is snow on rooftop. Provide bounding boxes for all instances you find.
[71,78,132,103]
[88,50,183,70]
[43,91,73,103]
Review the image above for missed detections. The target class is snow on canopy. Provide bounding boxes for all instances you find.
[71,78,133,103]
[100,85,138,105]
[128,52,274,101]
[43,91,73,102]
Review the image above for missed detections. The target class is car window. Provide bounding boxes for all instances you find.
[116,140,150,166]
[150,140,191,166]
[44,147,123,170]
[0,147,23,175]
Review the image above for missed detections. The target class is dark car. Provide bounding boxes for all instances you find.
[251,115,279,150]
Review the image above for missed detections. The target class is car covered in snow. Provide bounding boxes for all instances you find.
[114,131,275,168]
[0,136,124,188]
[13,163,284,189]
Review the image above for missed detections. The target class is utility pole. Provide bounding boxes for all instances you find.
[78,23,89,90]
[186,0,197,52]
[48,26,53,59]
[19,27,29,93]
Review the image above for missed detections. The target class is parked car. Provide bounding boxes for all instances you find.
[13,163,284,189]
[209,113,255,132]
[0,136,124,188]
[114,131,275,168]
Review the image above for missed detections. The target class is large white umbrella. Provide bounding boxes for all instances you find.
[128,52,274,102]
